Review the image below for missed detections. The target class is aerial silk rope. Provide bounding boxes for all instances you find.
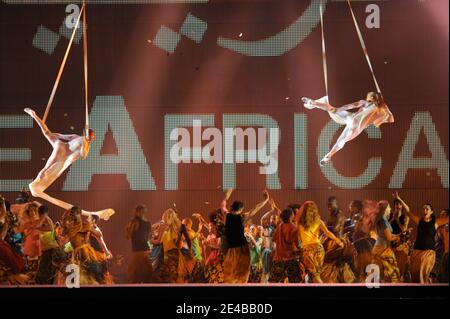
[83,0,89,136]
[319,0,329,99]
[347,0,383,96]
[43,4,85,123]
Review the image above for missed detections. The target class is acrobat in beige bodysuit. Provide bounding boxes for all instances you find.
[25,108,114,220]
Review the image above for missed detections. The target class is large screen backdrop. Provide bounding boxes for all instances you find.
[0,0,448,263]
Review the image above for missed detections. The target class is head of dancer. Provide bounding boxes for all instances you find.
[90,214,100,225]
[270,214,280,227]
[230,201,244,214]
[374,200,391,224]
[163,208,181,232]
[208,208,223,226]
[183,217,193,230]
[251,224,263,238]
[86,128,95,141]
[60,206,81,225]
[327,196,339,214]
[288,203,300,213]
[134,204,147,219]
[280,208,294,224]
[24,203,40,221]
[440,209,449,218]
[349,200,363,216]
[392,198,405,215]
[38,205,49,218]
[16,188,31,204]
[297,201,320,230]
[366,92,382,106]
[421,203,434,219]
[68,206,82,223]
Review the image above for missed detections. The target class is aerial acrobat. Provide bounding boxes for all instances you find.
[302,93,394,166]
[302,0,394,166]
[26,2,114,220]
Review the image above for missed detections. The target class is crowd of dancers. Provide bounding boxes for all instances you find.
[0,189,448,285]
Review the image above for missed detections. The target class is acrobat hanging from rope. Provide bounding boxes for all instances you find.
[25,2,114,221]
[302,0,394,167]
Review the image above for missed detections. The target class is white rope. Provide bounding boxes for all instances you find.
[43,4,85,123]
[83,0,89,136]
[347,0,383,96]
[319,0,329,98]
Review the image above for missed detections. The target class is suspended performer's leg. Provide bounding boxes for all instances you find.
[24,108,59,146]
[302,96,351,125]
[302,96,335,111]
[328,108,353,126]
[320,125,361,166]
[32,189,114,221]
[29,158,69,197]
[28,140,75,197]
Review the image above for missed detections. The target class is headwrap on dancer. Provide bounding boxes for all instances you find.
[302,92,394,166]
[24,108,114,221]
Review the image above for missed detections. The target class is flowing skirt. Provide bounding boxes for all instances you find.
[161,249,179,283]
[371,245,401,283]
[410,249,435,283]
[301,243,325,280]
[205,252,225,284]
[128,250,152,283]
[223,245,250,284]
[393,243,410,281]
[269,259,301,283]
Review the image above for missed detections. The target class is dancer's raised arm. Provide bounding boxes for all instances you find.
[244,190,270,223]
[220,188,233,214]
[260,198,280,226]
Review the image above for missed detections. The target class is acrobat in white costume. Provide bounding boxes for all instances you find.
[302,92,394,166]
[24,108,114,220]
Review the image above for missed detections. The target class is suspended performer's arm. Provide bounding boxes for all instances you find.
[338,100,366,112]
[384,104,395,124]
[373,103,395,128]
[55,134,80,141]
[79,139,91,160]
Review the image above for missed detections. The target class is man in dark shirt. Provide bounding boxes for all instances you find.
[126,205,152,283]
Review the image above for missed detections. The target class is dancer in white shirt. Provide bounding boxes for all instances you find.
[302,92,394,166]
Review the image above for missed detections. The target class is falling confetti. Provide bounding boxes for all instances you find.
[238,33,243,37]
